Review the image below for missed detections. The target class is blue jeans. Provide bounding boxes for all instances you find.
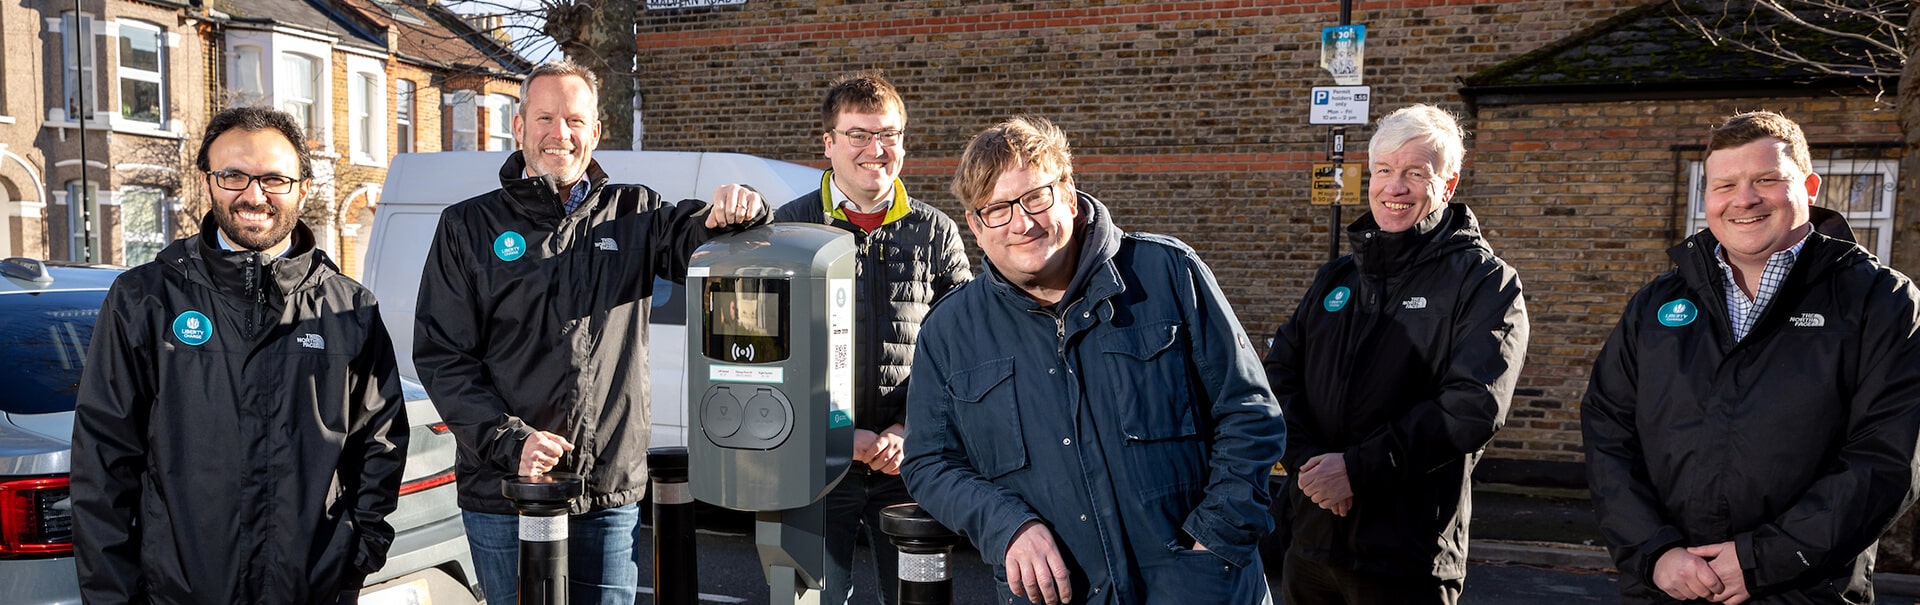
[823,464,912,605]
[463,504,642,605]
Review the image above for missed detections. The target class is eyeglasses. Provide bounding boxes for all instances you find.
[832,128,904,147]
[206,170,302,195]
[973,180,1059,228]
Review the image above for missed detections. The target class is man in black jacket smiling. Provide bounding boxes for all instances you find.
[412,60,767,604]
[1584,111,1920,604]
[1264,104,1529,604]
[72,105,409,605]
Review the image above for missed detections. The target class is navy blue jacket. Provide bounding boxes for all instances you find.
[903,194,1284,604]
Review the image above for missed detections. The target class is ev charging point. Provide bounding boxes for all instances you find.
[687,223,857,605]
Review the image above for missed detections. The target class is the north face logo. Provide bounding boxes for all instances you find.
[297,333,326,350]
[1789,313,1826,328]
[595,238,618,251]
[1402,297,1428,310]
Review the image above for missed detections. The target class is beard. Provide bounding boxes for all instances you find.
[211,195,300,252]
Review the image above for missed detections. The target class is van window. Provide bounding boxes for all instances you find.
[652,277,685,326]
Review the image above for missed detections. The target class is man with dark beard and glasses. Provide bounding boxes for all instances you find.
[72,105,409,605]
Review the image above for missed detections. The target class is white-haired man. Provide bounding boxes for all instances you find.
[1263,104,1530,604]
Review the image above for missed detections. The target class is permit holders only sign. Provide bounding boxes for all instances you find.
[1310,86,1370,125]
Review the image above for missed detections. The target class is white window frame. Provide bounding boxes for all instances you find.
[395,79,416,154]
[486,93,517,151]
[119,186,168,264]
[1686,157,1898,259]
[60,12,98,122]
[279,53,320,138]
[345,56,386,165]
[116,20,166,128]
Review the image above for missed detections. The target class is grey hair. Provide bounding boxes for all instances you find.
[1368,104,1465,179]
[518,60,599,116]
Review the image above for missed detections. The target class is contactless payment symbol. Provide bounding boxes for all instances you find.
[173,310,212,346]
[494,231,526,261]
[1657,299,1697,327]
[1323,286,1352,312]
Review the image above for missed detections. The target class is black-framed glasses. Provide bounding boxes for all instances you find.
[206,170,302,195]
[832,128,904,147]
[973,180,1059,228]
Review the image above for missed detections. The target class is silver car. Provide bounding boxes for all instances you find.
[0,257,481,604]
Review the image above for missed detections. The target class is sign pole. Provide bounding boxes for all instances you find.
[1328,0,1354,262]
[1328,127,1345,262]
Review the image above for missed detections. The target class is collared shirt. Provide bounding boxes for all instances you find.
[562,179,590,214]
[830,179,894,215]
[1717,232,1810,341]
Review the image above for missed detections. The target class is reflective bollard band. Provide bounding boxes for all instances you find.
[897,551,951,583]
[519,515,568,542]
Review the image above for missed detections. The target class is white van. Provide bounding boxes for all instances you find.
[364,150,822,450]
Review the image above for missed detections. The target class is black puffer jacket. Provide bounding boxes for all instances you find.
[774,183,970,431]
[414,152,768,514]
[1584,215,1920,604]
[1265,204,1528,580]
[73,217,408,604]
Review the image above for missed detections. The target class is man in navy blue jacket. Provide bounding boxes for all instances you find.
[902,115,1285,605]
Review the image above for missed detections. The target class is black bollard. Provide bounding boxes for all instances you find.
[880,503,961,605]
[650,447,698,605]
[504,472,584,605]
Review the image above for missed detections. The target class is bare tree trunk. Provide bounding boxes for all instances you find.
[1879,2,1920,574]
[545,0,639,150]
[1891,2,1920,277]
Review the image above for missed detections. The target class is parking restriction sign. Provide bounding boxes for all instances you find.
[1310,86,1370,125]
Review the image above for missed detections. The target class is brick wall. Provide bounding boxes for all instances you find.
[631,0,1893,466]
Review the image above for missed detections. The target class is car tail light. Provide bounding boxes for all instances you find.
[0,476,74,556]
[398,469,456,497]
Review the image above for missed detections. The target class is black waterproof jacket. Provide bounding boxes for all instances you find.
[72,217,408,604]
[1265,204,1528,580]
[414,152,768,514]
[1584,213,1920,604]
[773,181,971,432]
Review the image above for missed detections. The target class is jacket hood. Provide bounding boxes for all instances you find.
[1348,203,1490,277]
[1670,207,1872,293]
[496,151,611,223]
[979,191,1122,309]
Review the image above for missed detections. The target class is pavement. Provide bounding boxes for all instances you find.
[1467,483,1920,604]
[628,484,1920,604]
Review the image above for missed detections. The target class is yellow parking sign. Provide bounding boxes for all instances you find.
[1310,162,1364,206]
